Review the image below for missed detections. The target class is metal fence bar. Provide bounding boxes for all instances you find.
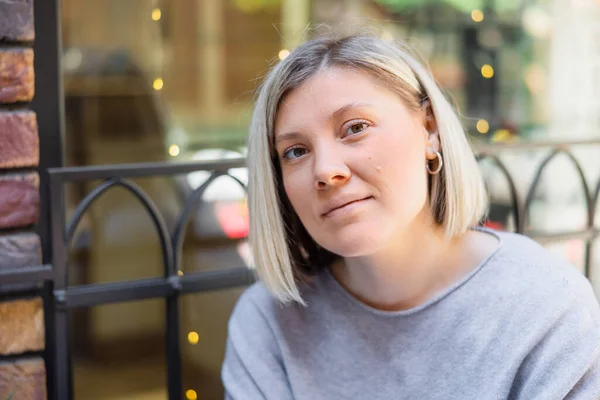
[527,229,600,244]
[180,268,255,294]
[49,268,254,310]
[476,154,523,233]
[31,0,66,397]
[54,277,173,309]
[475,138,600,153]
[166,288,182,400]
[48,158,246,181]
[0,265,53,285]
[49,173,72,400]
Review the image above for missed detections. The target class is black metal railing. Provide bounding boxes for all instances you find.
[476,139,600,277]
[46,158,253,400]
[2,140,599,399]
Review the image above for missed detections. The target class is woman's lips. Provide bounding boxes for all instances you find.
[323,196,373,219]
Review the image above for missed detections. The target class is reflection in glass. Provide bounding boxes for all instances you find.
[180,288,247,400]
[60,0,600,397]
[72,300,167,400]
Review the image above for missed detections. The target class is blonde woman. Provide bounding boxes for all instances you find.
[221,35,600,399]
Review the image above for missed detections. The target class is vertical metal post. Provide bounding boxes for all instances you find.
[166,294,182,400]
[166,238,182,400]
[50,173,72,400]
[33,0,66,260]
[31,0,65,399]
[584,241,592,279]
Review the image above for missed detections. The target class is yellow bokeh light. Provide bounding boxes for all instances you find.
[153,78,164,91]
[481,64,494,79]
[471,9,484,23]
[177,270,184,276]
[278,49,290,60]
[492,129,512,143]
[476,119,490,134]
[186,390,198,400]
[188,331,200,345]
[168,144,180,157]
[152,8,162,21]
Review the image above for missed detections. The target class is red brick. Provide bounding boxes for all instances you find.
[0,358,46,400]
[0,111,39,168]
[0,173,39,229]
[0,298,44,355]
[0,49,34,104]
[0,0,34,42]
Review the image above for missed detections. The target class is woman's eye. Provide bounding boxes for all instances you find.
[345,122,369,136]
[282,147,307,160]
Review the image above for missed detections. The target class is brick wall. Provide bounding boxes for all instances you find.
[0,0,47,399]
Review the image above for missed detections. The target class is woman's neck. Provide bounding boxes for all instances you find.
[330,218,498,312]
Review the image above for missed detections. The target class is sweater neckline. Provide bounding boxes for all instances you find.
[321,227,503,317]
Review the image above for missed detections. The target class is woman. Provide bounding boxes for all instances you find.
[222,34,600,399]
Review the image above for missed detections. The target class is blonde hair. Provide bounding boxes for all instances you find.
[247,34,488,304]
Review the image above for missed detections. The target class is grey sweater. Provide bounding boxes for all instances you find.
[222,231,600,399]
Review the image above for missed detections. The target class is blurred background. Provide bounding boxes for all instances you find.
[58,0,600,398]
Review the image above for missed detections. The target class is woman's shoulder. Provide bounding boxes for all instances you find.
[482,229,598,315]
[228,279,307,326]
[477,231,600,398]
[227,273,329,338]
[229,281,277,323]
[492,230,584,278]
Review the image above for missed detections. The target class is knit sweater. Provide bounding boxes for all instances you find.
[222,230,600,399]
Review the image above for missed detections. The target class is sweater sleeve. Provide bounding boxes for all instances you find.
[221,287,294,400]
[509,279,600,400]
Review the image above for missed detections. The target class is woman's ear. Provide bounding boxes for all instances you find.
[420,100,440,158]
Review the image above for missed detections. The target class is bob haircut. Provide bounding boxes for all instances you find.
[246,34,488,304]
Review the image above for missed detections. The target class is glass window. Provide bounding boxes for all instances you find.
[60,0,600,397]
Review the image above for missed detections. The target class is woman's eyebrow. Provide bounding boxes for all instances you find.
[274,131,303,147]
[331,102,375,119]
[275,103,374,146]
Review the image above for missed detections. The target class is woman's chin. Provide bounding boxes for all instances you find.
[320,231,386,258]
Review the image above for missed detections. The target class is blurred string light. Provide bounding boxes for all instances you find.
[471,9,484,22]
[153,77,164,91]
[186,390,198,400]
[492,129,513,143]
[476,119,490,134]
[177,270,184,276]
[169,144,180,157]
[151,2,165,94]
[63,48,83,71]
[481,64,494,79]
[279,49,290,60]
[151,8,162,21]
[188,331,200,345]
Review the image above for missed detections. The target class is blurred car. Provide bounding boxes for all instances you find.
[175,148,249,242]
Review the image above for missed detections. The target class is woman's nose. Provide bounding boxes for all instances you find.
[313,147,351,190]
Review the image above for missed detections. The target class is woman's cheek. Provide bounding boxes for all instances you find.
[283,169,310,211]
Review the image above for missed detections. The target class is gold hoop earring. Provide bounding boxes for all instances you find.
[426,151,443,175]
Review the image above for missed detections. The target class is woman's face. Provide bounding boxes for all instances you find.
[274,67,438,257]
